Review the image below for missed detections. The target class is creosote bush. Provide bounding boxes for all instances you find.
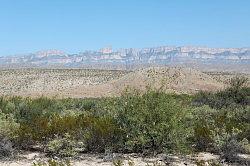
[0,111,19,158]
[46,133,84,157]
[193,76,250,109]
[33,159,71,166]
[192,76,250,162]
[111,90,192,153]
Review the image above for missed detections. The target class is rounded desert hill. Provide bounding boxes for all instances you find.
[62,67,225,98]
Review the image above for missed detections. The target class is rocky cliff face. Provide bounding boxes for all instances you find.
[0,46,250,68]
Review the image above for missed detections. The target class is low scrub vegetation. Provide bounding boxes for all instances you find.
[0,77,249,163]
[33,159,71,166]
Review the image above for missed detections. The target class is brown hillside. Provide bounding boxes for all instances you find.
[62,67,225,98]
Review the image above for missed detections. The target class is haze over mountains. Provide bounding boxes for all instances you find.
[1,46,250,72]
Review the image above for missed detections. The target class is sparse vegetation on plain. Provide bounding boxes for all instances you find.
[2,67,247,98]
[0,75,249,165]
[0,68,129,97]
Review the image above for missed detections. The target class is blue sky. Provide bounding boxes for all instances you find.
[0,0,250,56]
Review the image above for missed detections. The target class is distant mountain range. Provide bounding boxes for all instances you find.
[1,46,250,71]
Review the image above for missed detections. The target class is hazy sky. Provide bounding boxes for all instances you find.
[0,0,250,56]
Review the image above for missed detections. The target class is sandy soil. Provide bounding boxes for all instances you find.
[0,152,249,166]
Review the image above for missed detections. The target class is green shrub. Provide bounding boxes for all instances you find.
[193,76,250,109]
[191,106,217,151]
[193,77,250,157]
[46,133,84,157]
[112,159,124,166]
[110,90,192,153]
[211,128,246,162]
[195,160,223,166]
[0,112,19,158]
[0,112,19,138]
[15,113,83,147]
[0,85,249,160]
[240,138,250,154]
[192,105,250,160]
[33,159,71,166]
[84,115,123,152]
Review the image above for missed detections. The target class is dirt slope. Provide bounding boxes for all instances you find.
[61,67,225,98]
